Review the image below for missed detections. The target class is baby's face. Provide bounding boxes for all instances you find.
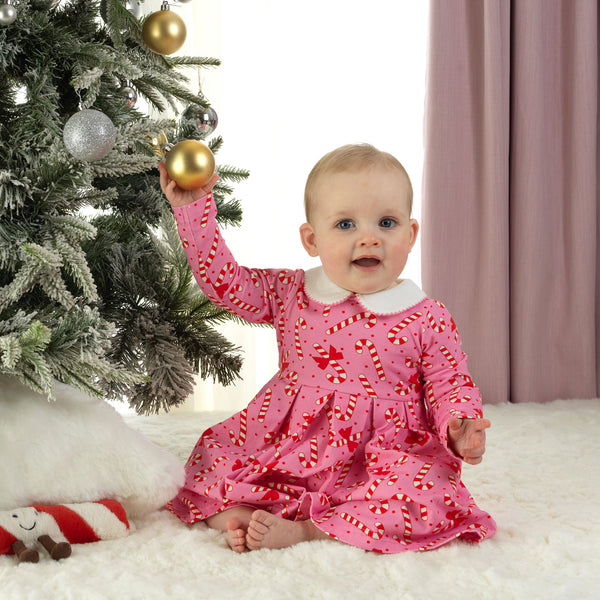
[300,165,418,294]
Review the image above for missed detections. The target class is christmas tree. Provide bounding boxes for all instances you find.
[0,0,249,413]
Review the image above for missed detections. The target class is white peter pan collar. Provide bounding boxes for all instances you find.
[303,267,427,316]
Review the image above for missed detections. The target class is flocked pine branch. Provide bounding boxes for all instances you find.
[0,0,250,411]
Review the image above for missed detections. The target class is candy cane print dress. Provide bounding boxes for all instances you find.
[167,193,496,553]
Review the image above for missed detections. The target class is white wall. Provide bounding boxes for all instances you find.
[145,0,430,412]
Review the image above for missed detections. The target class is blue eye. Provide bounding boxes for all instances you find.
[379,218,396,228]
[336,219,354,230]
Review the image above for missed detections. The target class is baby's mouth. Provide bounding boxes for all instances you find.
[352,257,381,268]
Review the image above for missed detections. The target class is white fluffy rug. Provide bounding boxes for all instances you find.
[1,399,598,599]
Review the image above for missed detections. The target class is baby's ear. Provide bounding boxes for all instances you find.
[299,223,319,257]
[409,218,420,249]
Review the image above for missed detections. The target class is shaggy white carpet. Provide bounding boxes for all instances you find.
[0,398,598,600]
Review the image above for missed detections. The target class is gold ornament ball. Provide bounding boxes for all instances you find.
[165,140,216,190]
[142,9,187,55]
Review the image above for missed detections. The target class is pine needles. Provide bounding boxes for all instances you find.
[0,0,250,412]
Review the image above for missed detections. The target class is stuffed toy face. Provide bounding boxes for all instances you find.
[0,500,130,561]
[0,507,63,547]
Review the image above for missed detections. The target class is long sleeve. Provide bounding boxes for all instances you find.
[420,300,483,448]
[172,193,301,327]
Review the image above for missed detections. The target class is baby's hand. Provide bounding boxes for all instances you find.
[158,161,219,207]
[447,417,490,465]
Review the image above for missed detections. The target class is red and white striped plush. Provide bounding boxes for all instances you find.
[0,500,130,555]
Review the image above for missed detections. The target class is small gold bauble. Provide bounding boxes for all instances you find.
[142,9,186,55]
[165,140,216,190]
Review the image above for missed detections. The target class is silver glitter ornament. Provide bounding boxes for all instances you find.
[181,103,218,136]
[0,1,17,26]
[63,109,116,162]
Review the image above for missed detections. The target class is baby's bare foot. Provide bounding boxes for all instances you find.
[245,510,329,550]
[205,507,254,553]
[226,517,249,553]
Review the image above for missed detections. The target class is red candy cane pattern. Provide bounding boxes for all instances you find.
[250,485,283,502]
[426,310,446,332]
[423,380,437,408]
[365,479,390,514]
[267,282,285,312]
[399,505,413,541]
[198,193,212,228]
[387,311,422,345]
[291,411,315,443]
[329,429,362,448]
[439,345,458,368]
[447,388,471,404]
[364,478,385,500]
[413,462,434,491]
[368,501,390,515]
[270,482,299,498]
[215,262,234,289]
[355,339,386,381]
[358,373,377,397]
[334,394,357,421]
[420,351,434,370]
[298,437,319,468]
[449,373,474,387]
[229,285,262,314]
[312,343,347,384]
[295,317,307,359]
[394,380,414,396]
[193,456,226,482]
[448,474,458,495]
[296,291,309,310]
[384,408,407,434]
[284,370,299,396]
[407,399,426,430]
[187,452,204,468]
[229,408,247,446]
[339,513,384,540]
[257,388,272,422]
[333,458,354,489]
[392,494,428,521]
[249,271,262,288]
[196,228,221,284]
[316,392,333,405]
[278,272,293,285]
[326,311,377,335]
[180,497,204,520]
[203,480,221,497]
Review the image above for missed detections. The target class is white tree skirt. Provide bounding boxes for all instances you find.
[1,398,598,600]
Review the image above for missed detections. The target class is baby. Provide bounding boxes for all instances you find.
[160,143,495,553]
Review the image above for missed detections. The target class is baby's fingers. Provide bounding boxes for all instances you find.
[158,161,169,192]
[463,425,488,464]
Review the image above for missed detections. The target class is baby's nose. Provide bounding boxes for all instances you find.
[358,229,381,246]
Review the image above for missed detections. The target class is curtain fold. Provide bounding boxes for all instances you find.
[422,0,599,403]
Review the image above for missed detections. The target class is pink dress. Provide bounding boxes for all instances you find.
[167,193,496,553]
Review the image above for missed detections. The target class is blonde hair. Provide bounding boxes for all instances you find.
[304,143,413,221]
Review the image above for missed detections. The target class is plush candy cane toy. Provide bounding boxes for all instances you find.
[0,499,130,563]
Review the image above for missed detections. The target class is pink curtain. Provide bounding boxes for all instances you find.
[422,0,599,404]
